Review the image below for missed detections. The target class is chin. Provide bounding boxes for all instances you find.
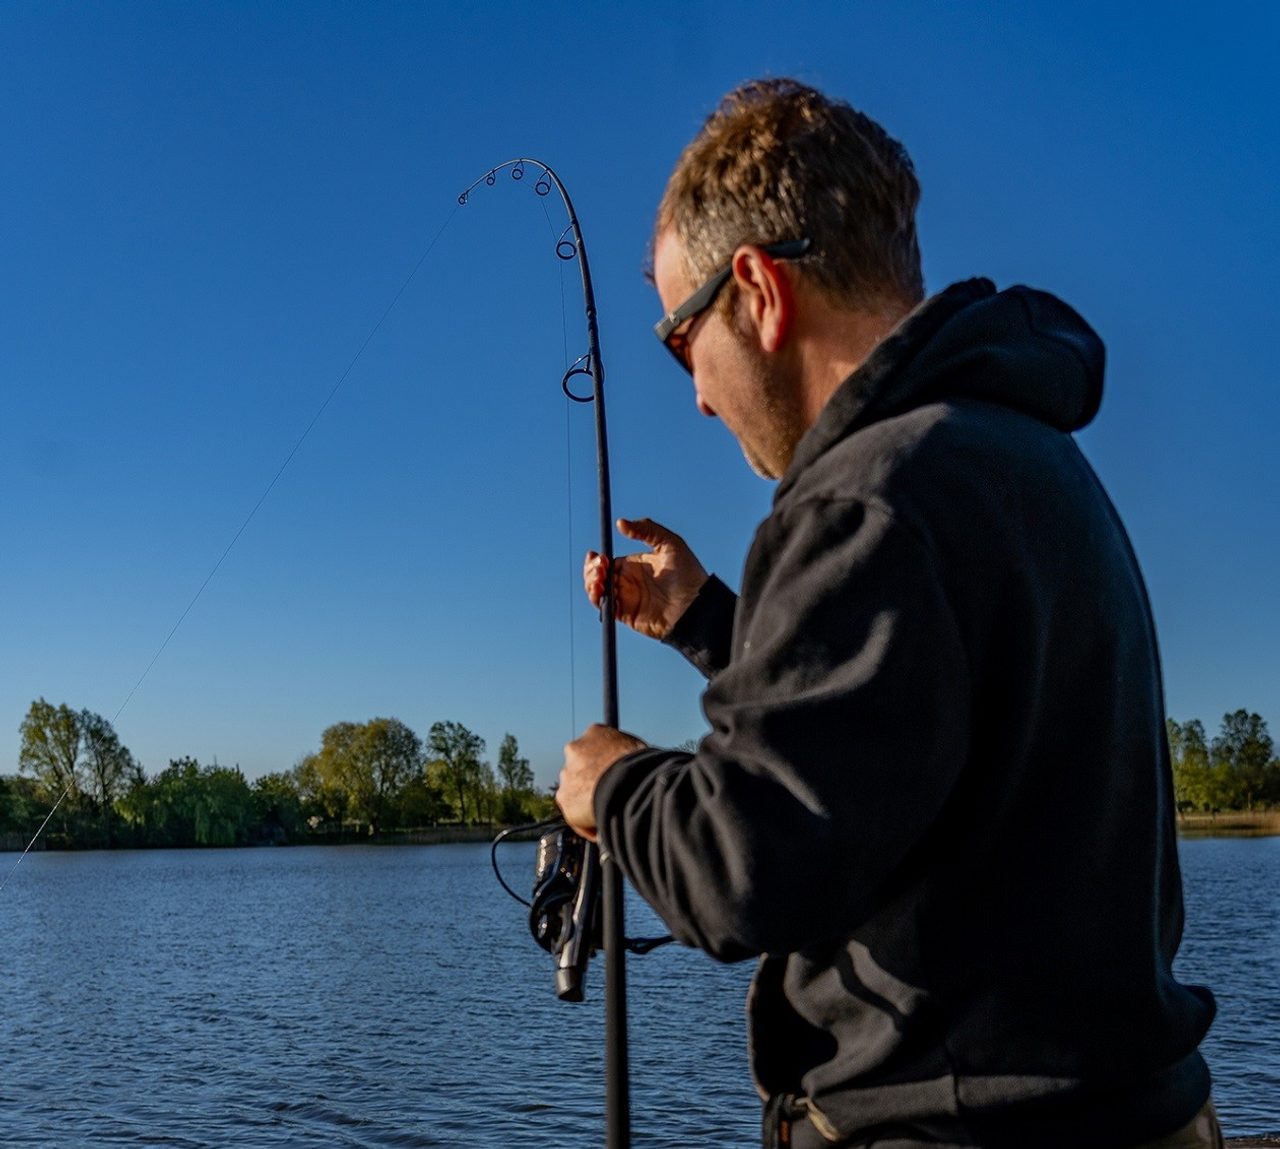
[742,447,782,481]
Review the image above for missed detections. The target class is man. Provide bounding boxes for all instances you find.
[556,79,1217,1149]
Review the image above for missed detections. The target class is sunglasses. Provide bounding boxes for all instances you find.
[653,238,812,373]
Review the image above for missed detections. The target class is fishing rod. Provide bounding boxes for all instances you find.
[459,158,630,1149]
[7,156,643,1147]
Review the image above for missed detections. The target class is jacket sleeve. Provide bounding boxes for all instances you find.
[594,498,970,962]
[662,574,738,680]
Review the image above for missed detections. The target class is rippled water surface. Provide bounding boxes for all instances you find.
[5,844,757,1148]
[1174,835,1280,1137]
[4,838,1276,1147]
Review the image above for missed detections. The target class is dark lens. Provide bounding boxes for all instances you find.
[666,326,693,374]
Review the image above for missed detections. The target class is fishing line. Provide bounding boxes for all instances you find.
[540,193,581,739]
[564,400,579,738]
[2,207,460,891]
[117,205,460,722]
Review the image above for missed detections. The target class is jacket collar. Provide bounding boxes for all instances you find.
[776,278,997,501]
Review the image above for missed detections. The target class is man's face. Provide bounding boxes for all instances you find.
[653,230,803,479]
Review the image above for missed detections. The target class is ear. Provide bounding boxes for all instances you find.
[730,245,795,353]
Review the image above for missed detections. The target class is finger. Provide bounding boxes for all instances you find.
[617,516,680,551]
[583,552,607,606]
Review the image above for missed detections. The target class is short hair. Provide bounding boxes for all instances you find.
[654,78,924,311]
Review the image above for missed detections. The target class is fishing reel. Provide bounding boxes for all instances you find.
[529,821,601,1002]
[491,817,673,1002]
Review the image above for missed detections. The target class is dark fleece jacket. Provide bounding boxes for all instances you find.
[594,280,1214,1148]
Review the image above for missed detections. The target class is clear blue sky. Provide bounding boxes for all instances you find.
[2,2,1276,788]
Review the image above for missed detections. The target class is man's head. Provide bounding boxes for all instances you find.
[652,79,924,478]
[655,78,924,316]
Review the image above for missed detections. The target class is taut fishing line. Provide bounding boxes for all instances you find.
[539,192,581,739]
[5,167,599,885]
[8,153,669,1149]
[1,208,459,893]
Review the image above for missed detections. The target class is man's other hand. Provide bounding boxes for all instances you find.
[557,723,647,841]
[583,517,708,640]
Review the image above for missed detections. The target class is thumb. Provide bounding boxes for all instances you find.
[617,517,679,551]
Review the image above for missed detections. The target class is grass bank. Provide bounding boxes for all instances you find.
[1177,811,1280,838]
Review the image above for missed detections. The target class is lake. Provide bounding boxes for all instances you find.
[3,836,1276,1147]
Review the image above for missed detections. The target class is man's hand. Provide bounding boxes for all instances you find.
[584,517,708,640]
[557,723,647,841]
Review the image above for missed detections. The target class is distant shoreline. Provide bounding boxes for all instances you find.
[7,816,1280,853]
[1177,811,1280,839]
[0,824,536,852]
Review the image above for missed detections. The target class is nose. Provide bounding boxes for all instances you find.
[695,393,716,418]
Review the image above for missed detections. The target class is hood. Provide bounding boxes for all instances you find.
[781,279,1106,493]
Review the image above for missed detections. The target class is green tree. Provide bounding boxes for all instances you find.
[79,710,138,845]
[0,774,44,836]
[113,764,153,845]
[349,718,422,834]
[252,772,307,841]
[117,758,256,847]
[194,765,255,846]
[398,773,451,826]
[0,776,15,834]
[473,759,498,825]
[294,751,346,826]
[496,733,533,792]
[1168,717,1212,813]
[426,720,486,823]
[496,733,535,823]
[18,699,83,799]
[310,722,362,827]
[113,757,192,846]
[308,719,421,834]
[1211,710,1273,811]
[1265,757,1280,807]
[146,757,203,845]
[527,785,559,822]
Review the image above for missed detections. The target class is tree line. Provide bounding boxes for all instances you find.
[1167,709,1279,815]
[1,698,553,850]
[7,699,1275,850]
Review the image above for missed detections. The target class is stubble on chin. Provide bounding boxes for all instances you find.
[725,319,804,480]
[741,440,783,480]
[745,390,805,480]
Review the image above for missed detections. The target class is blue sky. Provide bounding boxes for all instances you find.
[2,2,1276,788]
